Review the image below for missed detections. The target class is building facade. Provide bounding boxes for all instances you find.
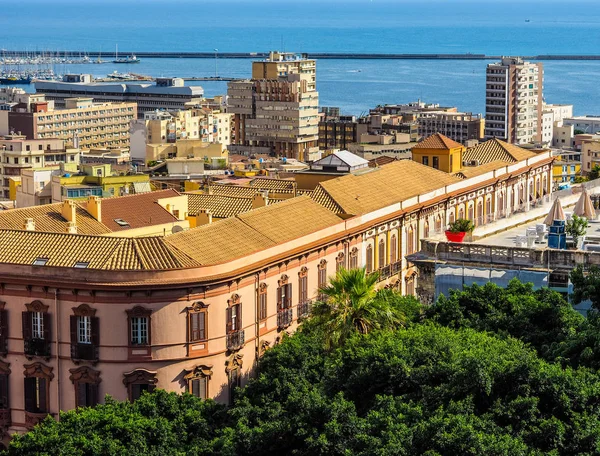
[485,57,543,145]
[417,112,484,144]
[35,76,204,117]
[8,98,136,150]
[318,116,358,150]
[228,52,319,161]
[0,136,553,443]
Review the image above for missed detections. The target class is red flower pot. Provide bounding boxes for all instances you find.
[445,231,467,243]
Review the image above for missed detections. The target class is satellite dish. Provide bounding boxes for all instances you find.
[172,225,184,234]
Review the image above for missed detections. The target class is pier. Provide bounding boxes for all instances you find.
[4,51,600,61]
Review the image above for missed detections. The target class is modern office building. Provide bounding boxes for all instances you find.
[227,52,319,161]
[484,57,543,145]
[318,115,358,150]
[35,75,204,117]
[8,97,136,150]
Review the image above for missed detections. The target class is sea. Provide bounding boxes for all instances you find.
[1,0,600,116]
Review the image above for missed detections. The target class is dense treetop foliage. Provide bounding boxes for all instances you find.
[8,273,600,455]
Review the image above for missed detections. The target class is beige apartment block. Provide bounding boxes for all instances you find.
[8,97,137,150]
[485,57,543,145]
[0,135,80,199]
[252,51,316,91]
[417,111,484,144]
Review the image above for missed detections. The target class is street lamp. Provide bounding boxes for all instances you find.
[214,48,218,78]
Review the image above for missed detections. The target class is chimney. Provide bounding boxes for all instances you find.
[252,190,269,209]
[61,200,76,223]
[87,195,101,222]
[195,209,213,226]
[23,218,35,231]
[66,221,77,234]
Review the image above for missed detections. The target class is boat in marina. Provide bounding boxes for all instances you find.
[112,44,141,64]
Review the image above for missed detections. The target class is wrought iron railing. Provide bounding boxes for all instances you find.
[277,308,293,329]
[297,300,312,319]
[226,330,245,351]
[71,343,99,362]
[24,338,50,358]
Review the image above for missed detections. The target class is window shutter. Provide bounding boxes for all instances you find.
[199,377,207,400]
[198,312,206,341]
[43,312,51,342]
[147,384,156,394]
[286,284,292,308]
[38,378,47,413]
[89,383,99,407]
[24,378,35,412]
[0,375,8,409]
[238,304,242,330]
[91,317,100,347]
[276,287,282,310]
[0,309,7,354]
[226,307,232,333]
[77,382,87,407]
[190,313,199,342]
[191,379,199,397]
[22,311,32,340]
[70,315,78,346]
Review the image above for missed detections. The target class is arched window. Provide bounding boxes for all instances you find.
[449,210,456,225]
[528,181,534,201]
[378,239,386,269]
[485,198,492,223]
[467,204,474,222]
[476,201,483,226]
[336,252,345,273]
[366,244,373,273]
[349,247,359,270]
[423,221,430,238]
[407,227,415,255]
[498,192,504,214]
[434,215,442,233]
[390,234,397,264]
[458,207,464,220]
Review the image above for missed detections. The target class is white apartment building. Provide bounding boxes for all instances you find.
[562,116,600,135]
[541,104,574,146]
[485,57,543,145]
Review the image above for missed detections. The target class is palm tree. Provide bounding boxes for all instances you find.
[311,267,406,349]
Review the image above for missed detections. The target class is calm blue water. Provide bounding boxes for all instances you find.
[1,0,600,116]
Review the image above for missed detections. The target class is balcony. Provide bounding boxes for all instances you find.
[24,338,51,359]
[25,411,50,429]
[71,343,99,363]
[226,330,245,351]
[297,300,312,319]
[378,265,392,280]
[277,308,293,330]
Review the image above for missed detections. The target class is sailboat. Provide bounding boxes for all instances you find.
[112,44,141,64]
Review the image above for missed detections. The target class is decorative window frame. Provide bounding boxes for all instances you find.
[183,365,213,400]
[23,362,53,428]
[122,369,157,402]
[187,301,209,357]
[126,306,152,360]
[69,366,101,408]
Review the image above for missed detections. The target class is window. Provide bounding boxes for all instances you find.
[378,239,386,269]
[123,369,157,402]
[349,247,359,269]
[407,227,415,255]
[24,362,53,421]
[33,258,48,266]
[225,354,243,406]
[390,235,398,264]
[318,260,327,291]
[0,303,6,357]
[227,303,241,332]
[69,366,100,408]
[188,303,207,342]
[336,252,345,273]
[258,284,268,321]
[130,317,148,345]
[0,361,9,415]
[422,156,429,166]
[185,365,212,400]
[23,301,50,358]
[432,156,439,169]
[366,244,373,273]
[126,307,151,347]
[70,304,99,361]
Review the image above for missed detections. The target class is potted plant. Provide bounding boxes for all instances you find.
[566,215,589,249]
[445,218,475,243]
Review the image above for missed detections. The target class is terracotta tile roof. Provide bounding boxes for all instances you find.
[187,194,254,218]
[310,185,344,214]
[166,196,341,265]
[237,196,341,245]
[463,138,536,164]
[368,156,397,168]
[98,190,180,231]
[454,160,511,179]
[249,178,296,191]
[412,133,464,150]
[0,230,198,270]
[0,204,110,235]
[208,185,262,198]
[315,160,460,216]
